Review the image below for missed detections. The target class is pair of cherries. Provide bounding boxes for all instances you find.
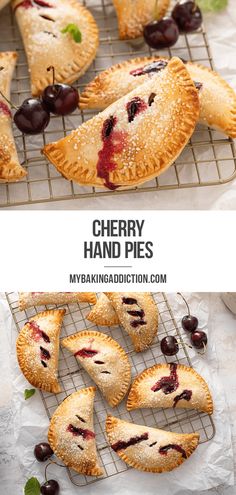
[6,67,78,135]
[160,293,208,357]
[144,0,202,49]
[34,443,59,495]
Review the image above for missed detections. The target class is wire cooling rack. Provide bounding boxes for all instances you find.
[6,291,215,487]
[0,2,236,207]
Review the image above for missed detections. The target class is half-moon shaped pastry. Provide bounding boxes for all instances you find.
[12,0,99,96]
[112,0,170,40]
[127,363,213,414]
[18,292,97,310]
[86,293,120,327]
[48,388,103,476]
[80,56,236,138]
[62,330,131,407]
[16,309,65,393]
[105,292,158,352]
[43,57,199,190]
[106,415,199,473]
[0,52,26,182]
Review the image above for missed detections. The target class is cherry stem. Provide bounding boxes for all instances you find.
[177,292,190,316]
[47,65,55,85]
[44,460,66,482]
[176,339,206,355]
[154,0,159,19]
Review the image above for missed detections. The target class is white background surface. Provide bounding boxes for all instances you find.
[0,292,235,495]
[7,0,236,211]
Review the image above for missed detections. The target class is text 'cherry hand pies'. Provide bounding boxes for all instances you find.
[18,292,97,310]
[16,309,65,393]
[86,293,120,327]
[0,52,27,182]
[48,388,103,476]
[12,0,99,96]
[43,57,199,191]
[106,415,199,473]
[127,363,213,414]
[105,292,158,352]
[62,330,131,407]
[112,0,170,40]
[80,56,236,139]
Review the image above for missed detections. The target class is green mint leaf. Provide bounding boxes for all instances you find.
[61,24,82,43]
[196,0,228,11]
[24,388,36,400]
[24,477,41,495]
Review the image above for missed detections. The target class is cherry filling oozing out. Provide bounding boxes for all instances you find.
[159,444,187,459]
[173,389,192,408]
[14,0,53,11]
[111,433,149,452]
[40,346,51,361]
[122,297,147,329]
[0,101,11,117]
[126,97,147,123]
[74,348,98,358]
[28,320,50,344]
[130,60,168,77]
[151,363,179,394]
[67,424,95,440]
[97,115,126,191]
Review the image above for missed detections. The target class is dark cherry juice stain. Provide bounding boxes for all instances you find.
[159,444,187,459]
[126,97,147,123]
[97,115,126,190]
[127,310,144,318]
[151,363,179,394]
[0,101,11,117]
[148,93,156,107]
[194,81,203,91]
[67,424,95,440]
[28,320,50,343]
[130,320,146,328]
[130,60,168,77]
[74,348,98,358]
[34,0,53,6]
[111,432,148,452]
[122,297,138,305]
[40,346,50,360]
[173,389,192,408]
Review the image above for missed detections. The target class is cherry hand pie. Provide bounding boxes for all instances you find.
[43,57,199,190]
[127,363,213,414]
[112,0,170,40]
[16,309,65,393]
[18,292,97,310]
[12,0,99,96]
[0,52,26,182]
[48,387,103,476]
[80,56,236,138]
[62,330,131,407]
[105,292,158,352]
[86,293,120,327]
[106,415,199,473]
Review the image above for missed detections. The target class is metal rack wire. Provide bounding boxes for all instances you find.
[6,291,215,487]
[0,2,235,206]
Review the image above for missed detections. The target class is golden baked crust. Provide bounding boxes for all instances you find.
[18,292,97,310]
[43,57,199,190]
[12,0,99,96]
[16,309,65,393]
[86,293,120,327]
[105,292,158,352]
[62,330,131,407]
[127,363,213,414]
[80,55,236,138]
[0,51,26,182]
[106,415,199,473]
[48,388,103,476]
[0,0,10,11]
[112,0,170,40]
